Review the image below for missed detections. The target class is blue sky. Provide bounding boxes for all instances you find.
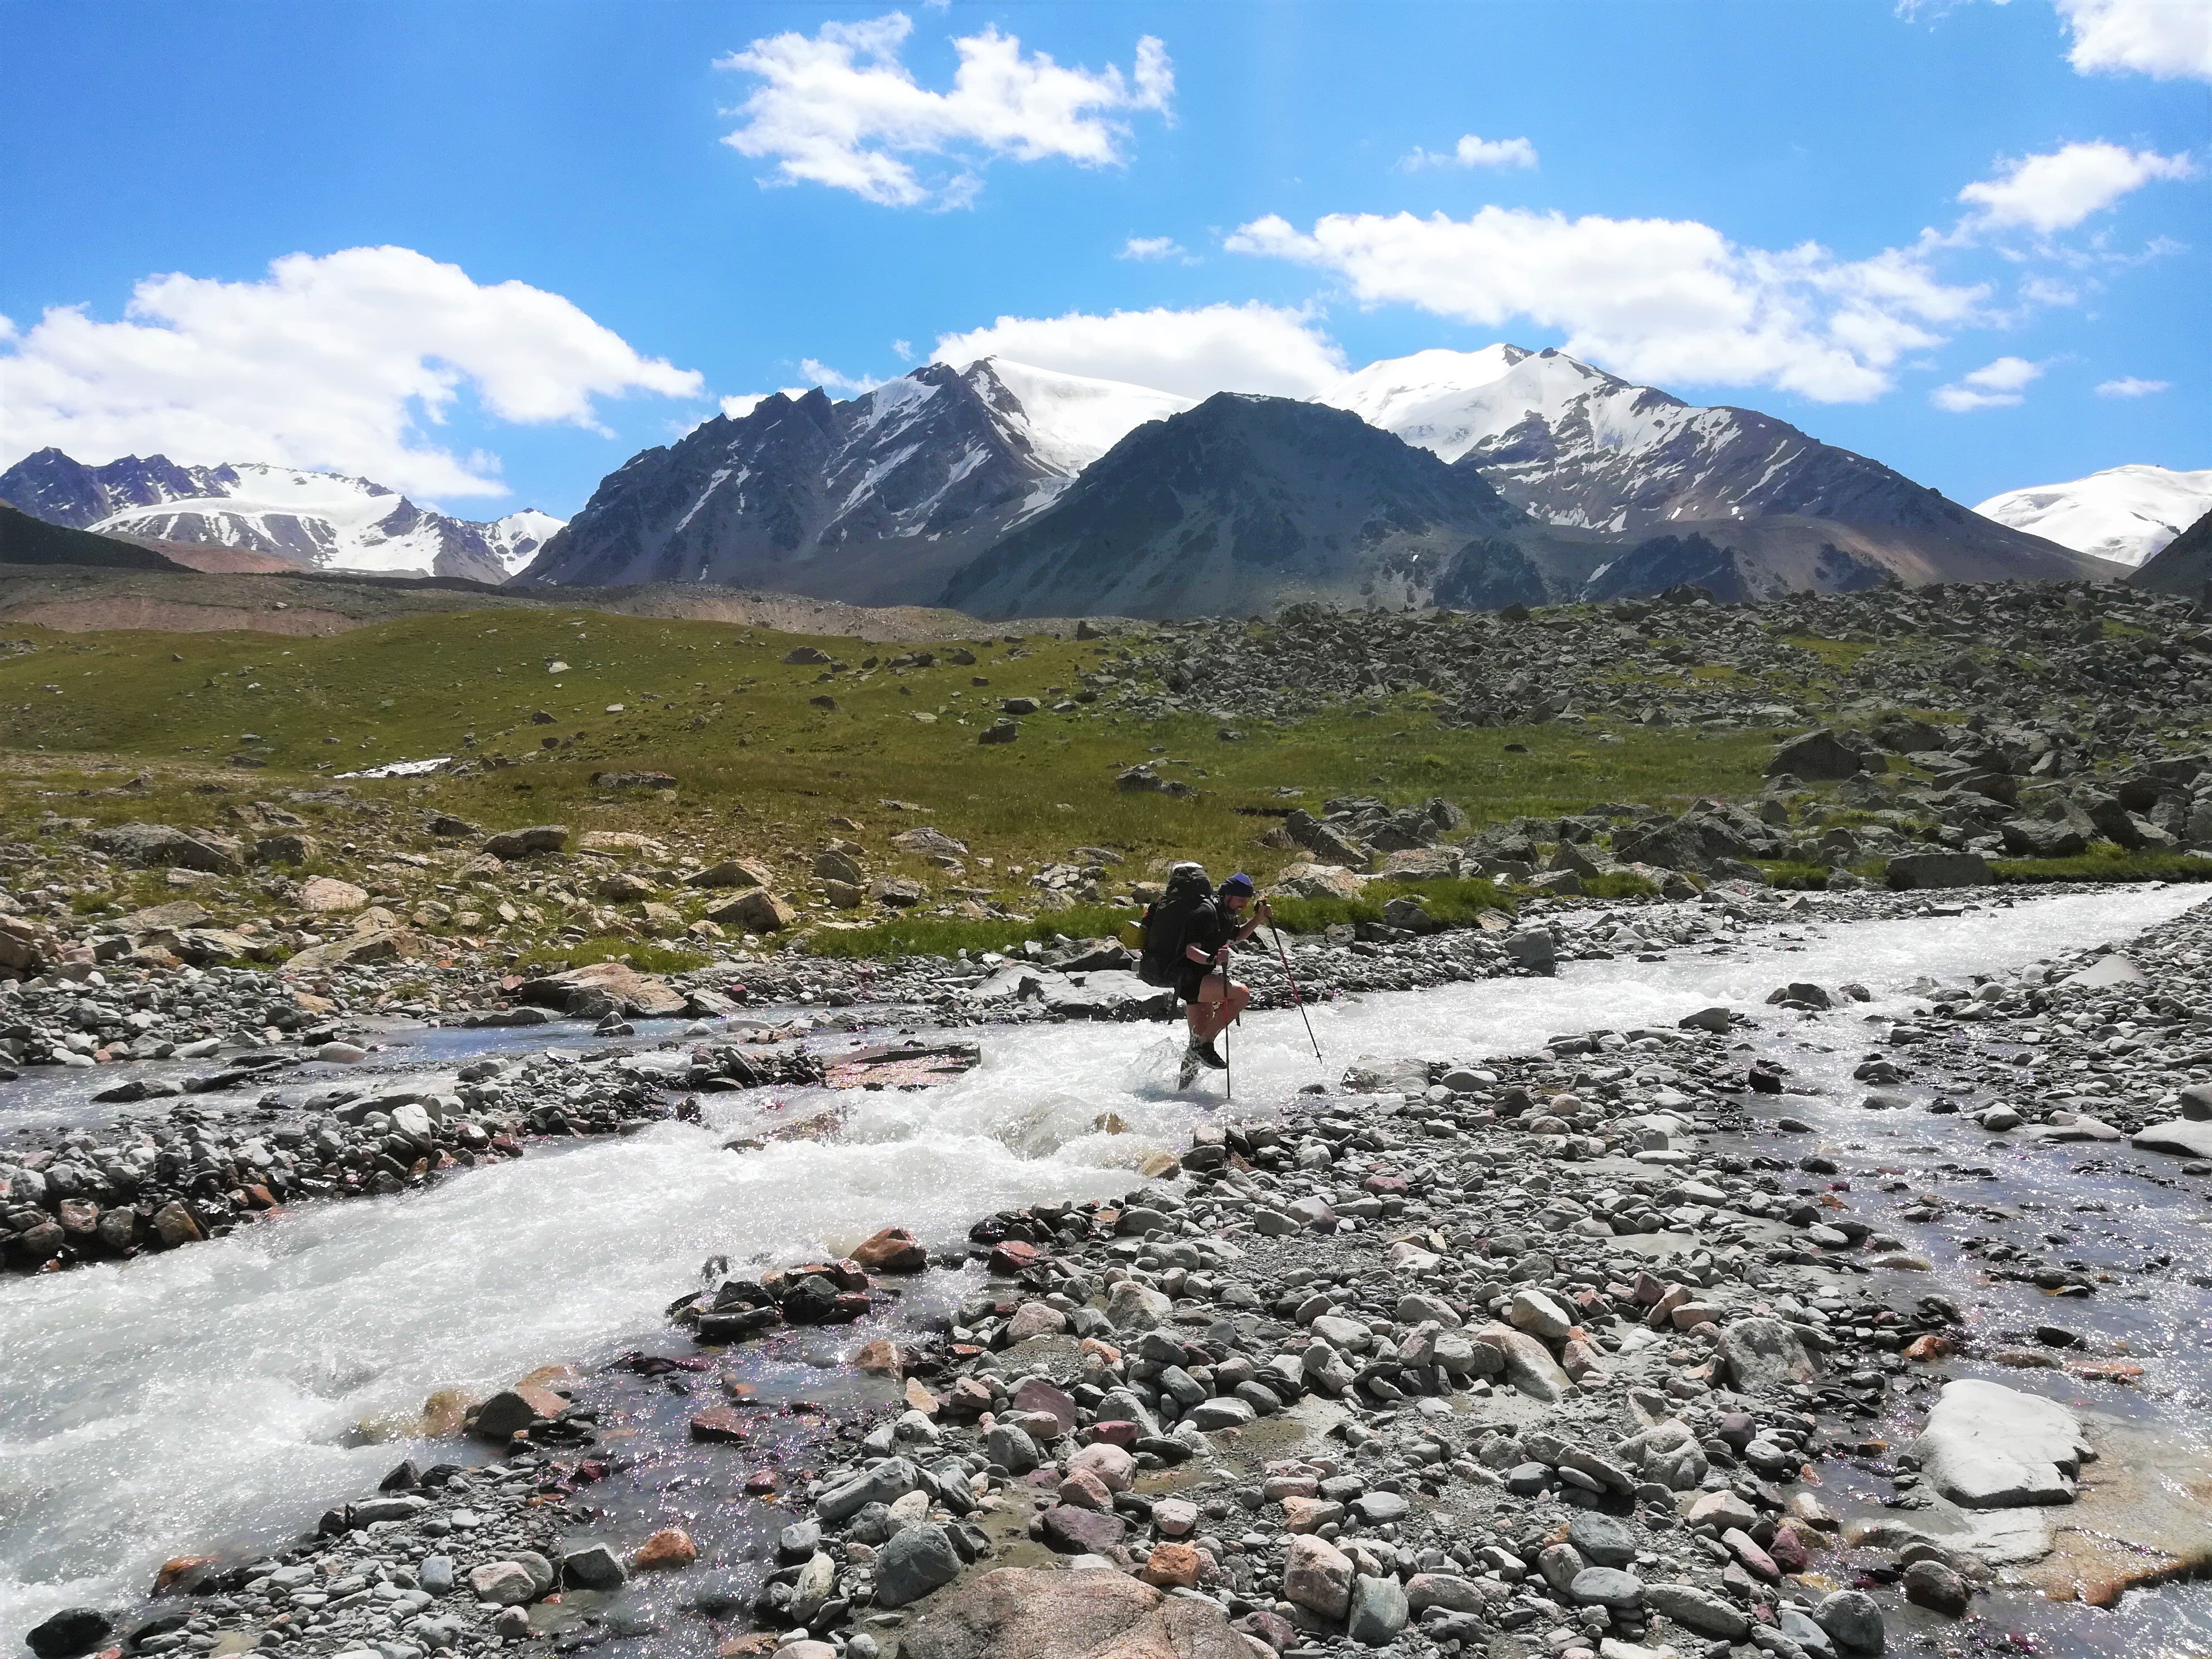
[2,0,2205,520]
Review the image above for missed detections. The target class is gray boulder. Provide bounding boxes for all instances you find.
[1643,1583,1750,1639]
[874,1524,962,1607]
[1346,1574,1409,1645]
[84,822,244,874]
[561,1545,626,1591]
[1716,1316,1820,1391]
[1910,1379,2091,1507]
[1768,729,1864,780]
[817,1457,921,1524]
[1813,1588,1885,1653]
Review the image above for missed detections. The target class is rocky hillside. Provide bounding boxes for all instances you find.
[0,449,561,584]
[518,360,1189,604]
[942,394,1604,618]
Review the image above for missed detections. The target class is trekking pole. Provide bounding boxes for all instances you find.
[1269,920,1325,1062]
[1216,958,1232,1101]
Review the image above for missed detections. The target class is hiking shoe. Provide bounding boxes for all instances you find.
[1177,1051,1201,1089]
[1191,1041,1228,1071]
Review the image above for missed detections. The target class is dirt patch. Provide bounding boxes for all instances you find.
[0,563,1128,641]
[0,597,361,635]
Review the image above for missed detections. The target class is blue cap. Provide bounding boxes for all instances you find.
[1220,872,1255,895]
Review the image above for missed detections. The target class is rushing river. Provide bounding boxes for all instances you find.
[2,885,2206,1649]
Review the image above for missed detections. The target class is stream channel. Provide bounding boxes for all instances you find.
[4,885,2209,1656]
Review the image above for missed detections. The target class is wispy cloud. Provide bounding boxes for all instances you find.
[1400,134,1539,171]
[1118,235,1188,261]
[2095,375,2170,397]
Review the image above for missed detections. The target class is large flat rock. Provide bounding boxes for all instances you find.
[2131,1119,2212,1159]
[899,1566,1252,1659]
[1910,1379,2092,1508]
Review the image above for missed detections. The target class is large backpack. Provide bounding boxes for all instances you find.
[1138,863,1214,987]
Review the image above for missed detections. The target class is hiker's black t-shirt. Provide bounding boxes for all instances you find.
[1175,897,1236,1001]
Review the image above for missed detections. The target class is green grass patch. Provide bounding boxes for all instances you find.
[1757,860,1833,891]
[1267,877,1516,934]
[1988,846,2212,884]
[800,904,1138,961]
[1580,870,1660,899]
[0,610,1776,915]
[516,938,712,973]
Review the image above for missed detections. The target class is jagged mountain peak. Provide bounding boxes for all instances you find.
[518,357,1192,600]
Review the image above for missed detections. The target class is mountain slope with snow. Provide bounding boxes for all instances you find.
[521,358,1190,601]
[1321,345,2111,584]
[0,449,564,584]
[1974,465,2212,569]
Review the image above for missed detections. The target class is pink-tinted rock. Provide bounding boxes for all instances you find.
[1039,1503,1127,1555]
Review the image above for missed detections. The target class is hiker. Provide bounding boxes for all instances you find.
[1136,864,1272,1081]
[1176,871,1268,1073]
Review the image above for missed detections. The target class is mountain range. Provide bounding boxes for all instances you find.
[523,345,2117,615]
[3,343,2159,617]
[0,450,562,584]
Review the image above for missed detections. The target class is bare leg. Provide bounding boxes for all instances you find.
[1192,979,1248,1042]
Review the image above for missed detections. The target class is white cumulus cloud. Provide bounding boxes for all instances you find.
[1119,235,1187,261]
[2058,0,2212,80]
[1401,134,1539,171]
[932,302,1348,399]
[716,12,1172,209]
[2095,375,2171,396]
[0,246,701,500]
[1957,140,2196,234]
[1932,355,2044,411]
[1227,207,1984,402]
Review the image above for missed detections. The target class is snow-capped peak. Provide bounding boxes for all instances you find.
[1318,343,1687,466]
[959,357,1195,475]
[1973,464,2212,569]
[484,509,567,576]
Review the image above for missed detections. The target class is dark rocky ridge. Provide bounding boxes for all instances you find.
[943,395,1598,620]
[518,363,1069,604]
[0,502,188,571]
[2129,506,2212,600]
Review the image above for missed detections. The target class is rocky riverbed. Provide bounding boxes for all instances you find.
[9,884,2209,1659]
